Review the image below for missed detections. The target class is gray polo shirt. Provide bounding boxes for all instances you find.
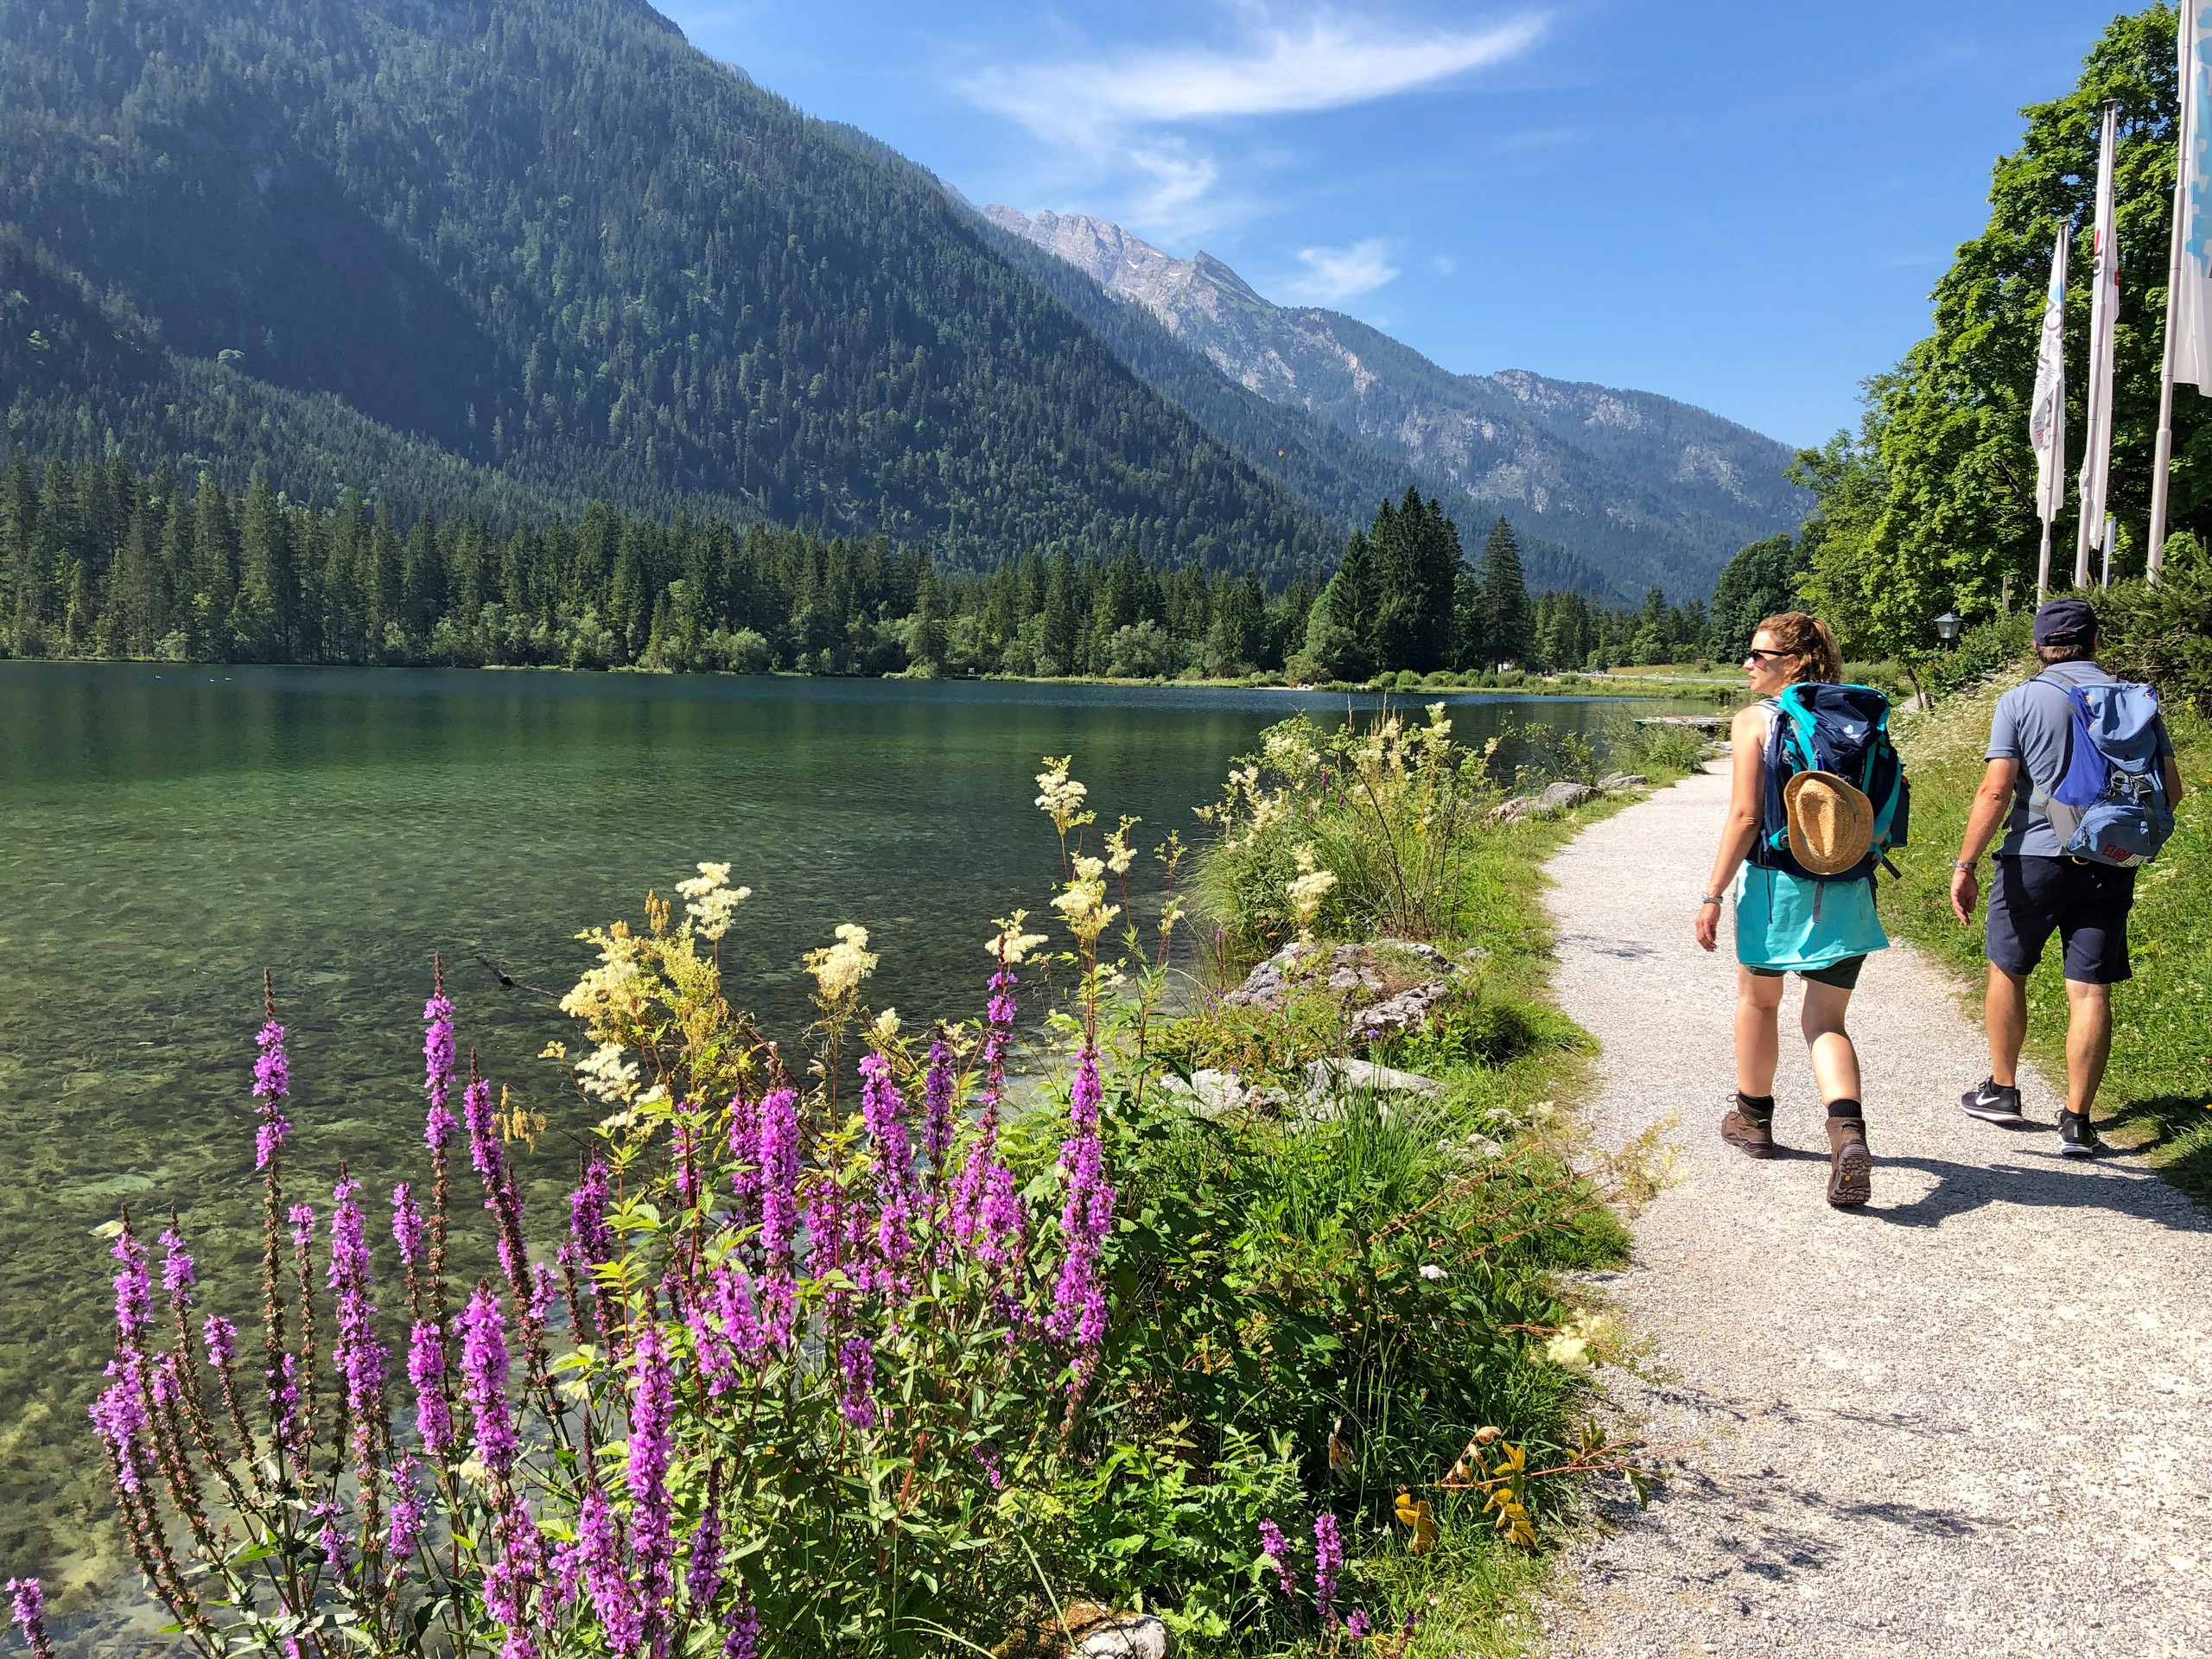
[1986,659,2174,857]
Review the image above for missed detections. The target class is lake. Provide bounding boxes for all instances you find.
[0,661,1700,1629]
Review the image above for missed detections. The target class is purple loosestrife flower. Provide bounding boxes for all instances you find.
[530,1261,558,1329]
[858,1052,913,1274]
[110,1230,153,1356]
[313,1497,352,1575]
[721,1598,760,1659]
[973,1442,1004,1491]
[1257,1520,1294,1596]
[548,1540,583,1614]
[387,1456,425,1562]
[690,1267,763,1395]
[725,1087,761,1225]
[685,1488,723,1613]
[327,1178,385,1422]
[289,1203,315,1255]
[627,1321,677,1656]
[460,1284,517,1478]
[578,1483,642,1654]
[201,1315,236,1370]
[89,1367,147,1492]
[836,1335,878,1432]
[272,1351,302,1451]
[1345,1610,1370,1639]
[464,1074,501,1183]
[7,1578,56,1659]
[254,1019,292,1170]
[1313,1513,1342,1624]
[569,1158,613,1262]
[1048,1045,1116,1380]
[672,1096,704,1208]
[158,1224,195,1305]
[922,1041,957,1176]
[755,1088,800,1350]
[391,1184,426,1271]
[423,987,456,1149]
[408,1319,454,1461]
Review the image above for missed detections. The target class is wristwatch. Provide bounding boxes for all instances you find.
[1699,892,1724,906]
[1952,858,1976,874]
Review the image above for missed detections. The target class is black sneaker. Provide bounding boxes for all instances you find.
[2056,1110,2106,1159]
[1961,1077,2025,1124]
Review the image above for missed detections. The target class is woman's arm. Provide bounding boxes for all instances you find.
[1694,704,1768,952]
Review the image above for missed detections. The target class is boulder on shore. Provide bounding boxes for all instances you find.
[1224,938,1460,1035]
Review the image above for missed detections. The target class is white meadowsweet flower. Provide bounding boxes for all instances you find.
[1420,1263,1449,1282]
[575,1041,640,1105]
[1033,756,1094,835]
[1052,857,1120,945]
[1103,815,1141,875]
[871,1007,902,1042]
[675,861,731,901]
[1545,1329,1592,1369]
[804,923,878,1002]
[986,910,1052,964]
[1285,842,1339,932]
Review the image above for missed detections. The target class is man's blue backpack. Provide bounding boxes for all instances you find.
[2032,677,2174,868]
[1750,683,1910,885]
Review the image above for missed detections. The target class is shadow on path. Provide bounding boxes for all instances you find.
[1864,1150,2212,1234]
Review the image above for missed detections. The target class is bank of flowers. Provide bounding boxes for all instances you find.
[16,720,1650,1658]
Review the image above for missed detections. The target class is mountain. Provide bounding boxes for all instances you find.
[982,207,1814,598]
[0,0,1332,579]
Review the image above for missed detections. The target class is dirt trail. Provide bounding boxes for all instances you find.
[1538,766,2212,1659]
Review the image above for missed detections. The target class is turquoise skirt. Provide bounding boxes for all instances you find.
[1733,863,1889,972]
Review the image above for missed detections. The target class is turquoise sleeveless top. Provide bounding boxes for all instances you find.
[1732,701,1890,971]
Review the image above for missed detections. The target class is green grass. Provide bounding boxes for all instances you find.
[1887,676,2212,1204]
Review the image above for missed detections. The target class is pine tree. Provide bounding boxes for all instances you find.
[1477,516,1529,668]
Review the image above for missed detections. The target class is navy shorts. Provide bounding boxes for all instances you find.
[1986,855,2137,984]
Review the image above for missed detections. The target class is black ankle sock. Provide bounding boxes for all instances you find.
[1736,1091,1775,1114]
[1826,1098,1862,1119]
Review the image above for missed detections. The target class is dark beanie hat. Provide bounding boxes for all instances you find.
[2032,596,2097,645]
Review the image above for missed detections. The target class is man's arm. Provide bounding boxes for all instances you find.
[2164,754,2185,808]
[1951,757,2018,925]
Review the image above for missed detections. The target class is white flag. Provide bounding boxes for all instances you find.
[2076,104,2120,582]
[2030,226,2068,525]
[2173,3,2212,391]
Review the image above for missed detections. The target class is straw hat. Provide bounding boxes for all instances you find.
[1783,770,1874,876]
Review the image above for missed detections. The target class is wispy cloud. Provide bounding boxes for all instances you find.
[957,5,1548,233]
[965,10,1548,145]
[1281,237,1401,303]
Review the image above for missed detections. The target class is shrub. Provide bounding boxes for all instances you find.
[2101,535,2212,717]
[1194,707,1499,957]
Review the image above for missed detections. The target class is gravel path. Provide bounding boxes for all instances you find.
[1537,766,2212,1659]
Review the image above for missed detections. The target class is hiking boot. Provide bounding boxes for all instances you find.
[2056,1109,2107,1159]
[1720,1094,1776,1159]
[1824,1117,1872,1207]
[1960,1077,2025,1125]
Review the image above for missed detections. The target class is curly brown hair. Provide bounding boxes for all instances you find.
[1752,611,1843,684]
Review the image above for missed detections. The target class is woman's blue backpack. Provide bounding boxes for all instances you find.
[2033,678,2174,868]
[1749,683,1910,884]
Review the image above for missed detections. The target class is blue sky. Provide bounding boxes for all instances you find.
[658,2,2120,448]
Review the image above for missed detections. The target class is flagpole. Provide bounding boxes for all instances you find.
[2076,103,2120,590]
[2149,161,2183,582]
[2037,519,2054,606]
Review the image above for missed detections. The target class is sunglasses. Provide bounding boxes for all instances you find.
[1743,647,1790,663]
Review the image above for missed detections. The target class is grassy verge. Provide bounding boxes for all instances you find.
[1134,711,1692,1656]
[1888,676,2212,1204]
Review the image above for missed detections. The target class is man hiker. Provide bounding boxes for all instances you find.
[1948,598,2184,1156]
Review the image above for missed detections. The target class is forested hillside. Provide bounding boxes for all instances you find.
[0,451,1711,677]
[0,0,1332,576]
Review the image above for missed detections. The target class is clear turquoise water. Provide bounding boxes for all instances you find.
[0,662,1680,1618]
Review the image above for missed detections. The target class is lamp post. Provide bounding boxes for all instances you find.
[1934,611,1962,648]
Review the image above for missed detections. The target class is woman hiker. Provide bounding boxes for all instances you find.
[1693,611,1886,1207]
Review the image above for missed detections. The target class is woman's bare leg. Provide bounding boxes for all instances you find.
[1799,981,1863,1108]
[1735,967,1784,1097]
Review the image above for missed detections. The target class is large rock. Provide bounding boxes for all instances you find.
[1065,1604,1172,1659]
[1538,779,1598,811]
[1487,796,1538,824]
[1598,771,1649,792]
[1224,938,1456,1014]
[1154,1068,1283,1117]
[1303,1058,1445,1100]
